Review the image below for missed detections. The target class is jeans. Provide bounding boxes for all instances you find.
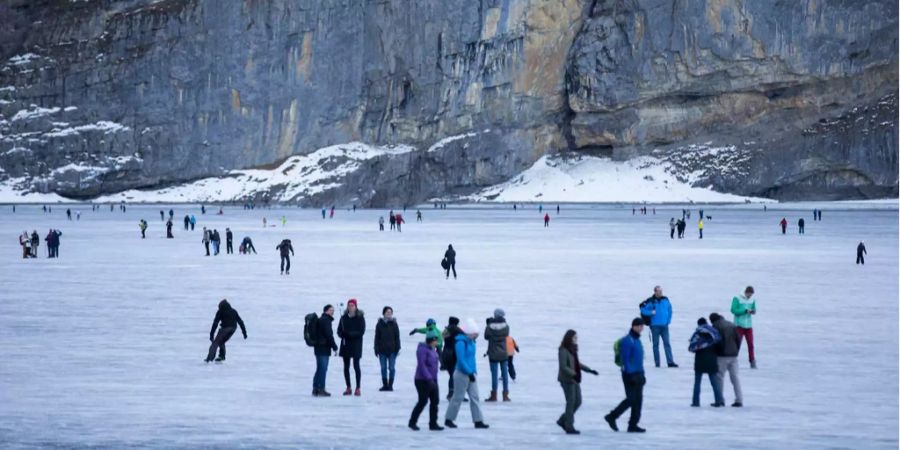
[207,327,235,361]
[410,379,440,426]
[693,372,723,405]
[559,382,582,429]
[281,255,291,273]
[445,371,483,423]
[313,355,330,390]
[736,327,755,363]
[716,356,743,403]
[609,372,644,428]
[490,360,509,392]
[379,353,397,381]
[650,325,675,366]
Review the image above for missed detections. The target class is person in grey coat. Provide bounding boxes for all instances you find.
[484,308,511,402]
[557,330,598,435]
[709,313,743,407]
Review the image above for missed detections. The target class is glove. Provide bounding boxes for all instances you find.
[409,330,416,336]
[243,333,248,340]
[468,374,476,382]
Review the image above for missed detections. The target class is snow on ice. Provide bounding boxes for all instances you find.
[0,203,896,448]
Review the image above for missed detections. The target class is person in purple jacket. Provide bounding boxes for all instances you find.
[409,331,443,431]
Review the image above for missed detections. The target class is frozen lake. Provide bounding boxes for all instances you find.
[0,203,897,449]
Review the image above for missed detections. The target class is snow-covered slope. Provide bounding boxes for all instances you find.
[471,154,769,203]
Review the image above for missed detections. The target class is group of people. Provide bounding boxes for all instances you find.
[201,227,232,255]
[19,229,62,258]
[380,210,406,232]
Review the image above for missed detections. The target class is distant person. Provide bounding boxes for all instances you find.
[798,218,805,234]
[225,228,233,254]
[444,245,457,279]
[395,214,404,232]
[166,219,173,238]
[240,236,257,254]
[544,213,550,227]
[205,299,247,363]
[276,239,294,275]
[189,215,196,230]
[379,216,385,231]
[779,218,787,234]
[389,212,396,230]
[183,215,190,230]
[669,218,675,239]
[202,227,211,256]
[417,210,423,222]
[139,220,148,239]
[698,219,704,239]
[857,242,867,265]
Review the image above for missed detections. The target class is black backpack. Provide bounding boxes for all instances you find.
[440,334,457,370]
[441,257,450,270]
[303,313,319,347]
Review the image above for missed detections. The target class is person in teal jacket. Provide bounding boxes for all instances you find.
[639,286,677,368]
[444,320,488,429]
[410,318,444,352]
[605,318,646,433]
[731,286,757,368]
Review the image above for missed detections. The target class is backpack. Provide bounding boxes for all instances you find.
[613,337,624,367]
[303,313,319,347]
[441,257,450,270]
[638,299,652,325]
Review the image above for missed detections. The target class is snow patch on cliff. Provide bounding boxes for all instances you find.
[471,154,766,203]
[44,121,130,138]
[10,106,61,122]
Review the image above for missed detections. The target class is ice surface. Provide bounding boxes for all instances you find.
[0,203,897,449]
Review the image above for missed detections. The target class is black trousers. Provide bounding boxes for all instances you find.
[281,255,291,272]
[343,355,361,388]
[207,327,236,361]
[204,242,210,256]
[445,262,456,278]
[857,254,865,264]
[141,229,146,238]
[410,379,440,426]
[226,241,233,254]
[670,228,674,239]
[609,372,644,428]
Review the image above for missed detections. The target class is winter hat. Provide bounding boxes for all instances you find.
[709,313,723,323]
[493,308,505,319]
[426,318,436,326]
[697,317,708,326]
[347,299,358,308]
[448,316,460,326]
[461,318,479,335]
[631,317,644,327]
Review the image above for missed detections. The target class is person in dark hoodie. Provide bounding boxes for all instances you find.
[484,308,511,402]
[337,299,366,396]
[374,306,401,392]
[444,244,457,279]
[166,219,174,238]
[709,313,743,407]
[689,318,723,407]
[441,317,463,400]
[211,229,221,255]
[857,242,867,265]
[205,299,247,363]
[225,228,233,254]
[557,329,599,435]
[313,304,338,397]
[276,239,294,275]
[409,331,444,431]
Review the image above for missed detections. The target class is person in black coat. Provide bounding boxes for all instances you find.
[857,242,867,264]
[276,239,294,274]
[313,305,338,396]
[374,306,401,391]
[205,299,247,362]
[444,244,457,279]
[441,317,463,399]
[225,228,233,254]
[338,299,366,395]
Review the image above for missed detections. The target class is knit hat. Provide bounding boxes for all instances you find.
[631,317,644,327]
[347,299,358,308]
[461,318,479,335]
[493,308,505,319]
[448,316,460,326]
[426,318,436,326]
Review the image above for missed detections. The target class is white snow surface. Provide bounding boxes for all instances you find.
[473,154,768,203]
[95,142,415,203]
[10,105,61,122]
[0,204,896,448]
[43,121,130,137]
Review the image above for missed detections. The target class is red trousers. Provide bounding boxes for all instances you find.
[736,327,755,363]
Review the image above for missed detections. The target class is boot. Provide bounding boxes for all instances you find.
[502,391,511,402]
[627,425,646,433]
[444,420,457,429]
[408,422,419,431]
[379,378,389,392]
[343,387,352,396]
[387,377,394,391]
[604,414,619,432]
[446,389,454,400]
[319,390,331,397]
[474,421,489,429]
[354,387,361,396]
[429,423,444,431]
[750,360,757,369]
[485,390,498,402]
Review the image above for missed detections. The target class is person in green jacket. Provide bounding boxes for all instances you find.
[731,286,757,369]
[411,318,444,352]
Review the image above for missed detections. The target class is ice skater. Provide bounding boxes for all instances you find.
[779,218,788,234]
[856,242,866,265]
[276,238,294,274]
[444,245,457,279]
[139,220,148,238]
[240,236,257,254]
[205,299,247,363]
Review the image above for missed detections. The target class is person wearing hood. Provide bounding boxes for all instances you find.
[557,329,599,435]
[202,228,211,256]
[689,318,723,407]
[313,304,339,397]
[374,306,401,391]
[205,299,247,363]
[604,318,646,433]
[408,331,443,431]
[444,319,489,429]
[411,319,444,352]
[709,313,743,407]
[857,242,867,265]
[484,308,511,402]
[441,317,463,400]
[444,244,456,279]
[19,231,32,258]
[276,239,294,275]
[189,215,196,230]
[338,299,366,396]
[731,286,757,368]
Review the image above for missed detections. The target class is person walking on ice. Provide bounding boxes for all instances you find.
[379,216,384,231]
[669,218,675,239]
[408,330,443,431]
[604,318,646,433]
[201,227,211,256]
[731,286,757,368]
[416,210,422,222]
[557,329,599,434]
[444,319,489,429]
[698,218,704,239]
[205,299,247,363]
[276,239,294,275]
[337,299,366,396]
[709,313,743,407]
[857,242,867,264]
[779,218,788,234]
[166,219,174,238]
[139,220,148,239]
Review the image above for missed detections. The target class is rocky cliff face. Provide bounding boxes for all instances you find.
[0,0,896,204]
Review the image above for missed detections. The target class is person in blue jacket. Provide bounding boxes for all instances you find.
[605,318,646,433]
[639,286,678,368]
[444,319,489,430]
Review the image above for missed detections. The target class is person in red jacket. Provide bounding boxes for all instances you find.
[544,213,550,227]
[779,218,788,234]
[395,214,405,232]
